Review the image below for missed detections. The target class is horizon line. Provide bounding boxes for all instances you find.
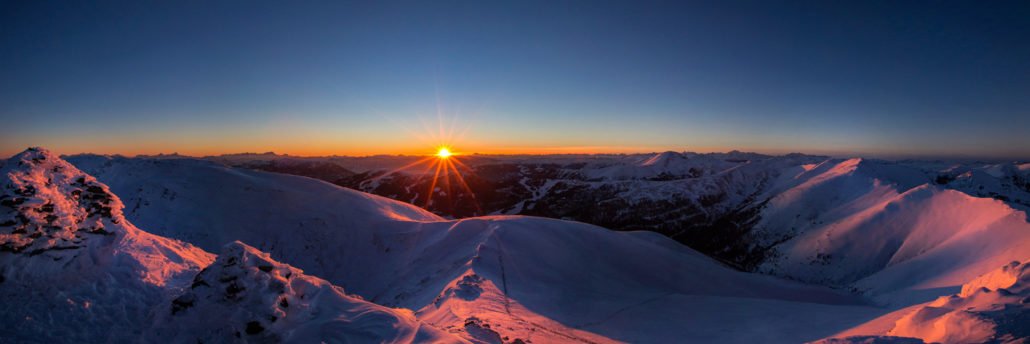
[5,146,1029,163]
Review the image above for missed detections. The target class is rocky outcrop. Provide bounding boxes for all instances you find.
[0,148,123,255]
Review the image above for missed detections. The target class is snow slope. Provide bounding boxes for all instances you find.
[67,154,446,300]
[68,154,887,343]
[409,217,878,343]
[754,159,1030,306]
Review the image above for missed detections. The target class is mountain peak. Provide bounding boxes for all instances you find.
[0,148,215,341]
[4,147,66,171]
[9,146,58,160]
[639,151,687,167]
[1,147,126,255]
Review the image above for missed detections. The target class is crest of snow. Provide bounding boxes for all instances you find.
[154,240,462,343]
[767,184,1030,304]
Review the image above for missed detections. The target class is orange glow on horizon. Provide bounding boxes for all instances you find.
[0,142,807,158]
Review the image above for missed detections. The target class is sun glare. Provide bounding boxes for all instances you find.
[373,110,480,215]
[436,147,452,158]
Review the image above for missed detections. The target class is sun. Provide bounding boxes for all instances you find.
[436,147,452,158]
[375,110,481,214]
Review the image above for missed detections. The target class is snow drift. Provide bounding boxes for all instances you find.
[822,260,1030,343]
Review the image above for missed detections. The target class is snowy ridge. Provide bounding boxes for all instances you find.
[943,162,1030,210]
[754,158,1030,308]
[154,241,462,343]
[65,153,896,343]
[8,149,1021,343]
[639,151,687,167]
[584,151,742,180]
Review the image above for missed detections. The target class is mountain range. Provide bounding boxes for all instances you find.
[1,147,1027,343]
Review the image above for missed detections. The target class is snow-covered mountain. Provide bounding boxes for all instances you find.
[316,151,826,270]
[325,153,1030,301]
[191,151,1030,341]
[0,148,213,342]
[5,148,1026,342]
[66,152,899,343]
[212,152,1030,281]
[749,158,1030,303]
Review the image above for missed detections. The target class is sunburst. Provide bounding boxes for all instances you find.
[377,113,481,216]
[420,144,477,209]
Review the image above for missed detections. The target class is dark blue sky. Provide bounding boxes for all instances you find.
[2,1,1029,158]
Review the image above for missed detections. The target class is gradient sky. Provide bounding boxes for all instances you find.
[2,1,1029,158]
